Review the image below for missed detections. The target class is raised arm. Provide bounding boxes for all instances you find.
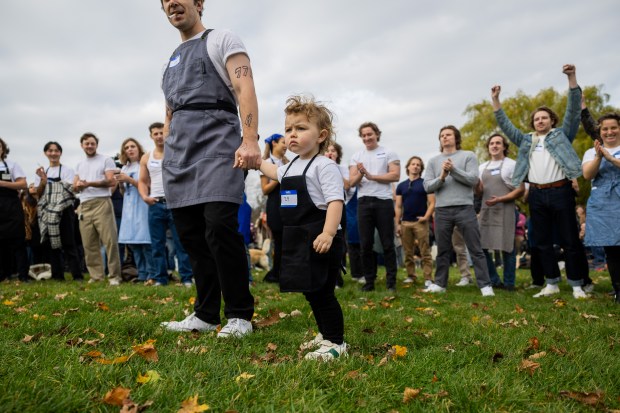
[561,64,581,141]
[492,85,527,146]
[227,53,261,170]
[581,106,600,141]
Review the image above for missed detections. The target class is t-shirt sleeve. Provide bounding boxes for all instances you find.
[320,162,345,203]
[104,158,117,172]
[387,150,400,164]
[10,161,26,180]
[582,148,596,164]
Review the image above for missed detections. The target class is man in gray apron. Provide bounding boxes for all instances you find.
[158,0,260,337]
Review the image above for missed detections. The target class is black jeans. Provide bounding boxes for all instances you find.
[528,184,590,286]
[172,202,254,324]
[48,208,83,280]
[357,197,397,287]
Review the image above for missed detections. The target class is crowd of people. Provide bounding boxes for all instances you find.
[1,0,619,362]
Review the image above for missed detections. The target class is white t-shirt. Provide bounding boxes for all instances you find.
[349,145,399,199]
[478,158,516,189]
[34,164,75,187]
[528,133,565,184]
[146,151,165,198]
[163,29,248,104]
[0,159,26,182]
[276,156,344,210]
[260,155,285,180]
[582,144,620,164]
[75,154,116,203]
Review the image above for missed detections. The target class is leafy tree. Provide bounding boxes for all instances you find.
[460,85,619,207]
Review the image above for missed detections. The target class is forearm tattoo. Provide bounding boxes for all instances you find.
[245,114,253,127]
[235,66,251,79]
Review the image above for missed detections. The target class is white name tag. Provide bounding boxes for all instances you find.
[376,152,386,159]
[534,143,544,152]
[614,153,620,159]
[491,169,501,176]
[281,190,298,208]
[149,160,161,168]
[169,54,181,68]
[1,173,11,181]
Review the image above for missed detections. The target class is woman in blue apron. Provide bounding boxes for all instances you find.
[258,96,347,360]
[35,141,82,281]
[260,133,288,283]
[0,138,29,282]
[582,113,620,303]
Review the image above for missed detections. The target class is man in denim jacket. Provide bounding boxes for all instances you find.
[491,64,592,299]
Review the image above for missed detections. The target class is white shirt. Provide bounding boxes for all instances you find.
[582,144,620,164]
[75,154,116,203]
[34,164,75,187]
[349,145,399,199]
[277,156,344,210]
[478,158,516,189]
[146,151,165,198]
[528,133,565,184]
[0,159,26,182]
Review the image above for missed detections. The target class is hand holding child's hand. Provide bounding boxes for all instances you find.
[313,232,334,254]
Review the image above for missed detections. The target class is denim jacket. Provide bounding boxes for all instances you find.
[494,87,582,186]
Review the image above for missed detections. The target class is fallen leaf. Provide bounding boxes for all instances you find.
[95,355,130,365]
[97,302,110,311]
[377,356,388,366]
[345,370,367,380]
[580,313,599,320]
[120,399,154,413]
[235,372,255,383]
[529,351,547,360]
[55,293,69,301]
[66,337,84,347]
[137,370,161,384]
[392,345,408,359]
[529,337,540,351]
[253,309,281,329]
[549,346,567,356]
[14,307,29,313]
[266,343,277,352]
[404,316,414,323]
[518,359,541,376]
[559,390,605,407]
[290,309,302,317]
[403,387,421,403]
[83,350,103,358]
[178,395,209,413]
[2,300,15,306]
[189,297,196,305]
[103,387,131,406]
[553,298,566,308]
[132,339,159,362]
[120,295,130,301]
[432,372,439,383]
[515,304,525,313]
[22,333,43,343]
[32,314,46,320]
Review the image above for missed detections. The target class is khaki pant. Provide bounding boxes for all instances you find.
[78,197,121,281]
[400,220,433,279]
[452,227,472,278]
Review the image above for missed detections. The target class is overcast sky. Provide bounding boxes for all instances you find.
[2,0,619,204]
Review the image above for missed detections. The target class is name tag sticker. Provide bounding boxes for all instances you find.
[281,190,298,208]
[534,143,544,152]
[149,160,161,168]
[169,54,181,68]
[1,173,11,181]
[614,153,620,159]
[376,152,386,159]
[491,169,501,176]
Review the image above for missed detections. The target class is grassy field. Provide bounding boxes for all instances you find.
[0,267,618,412]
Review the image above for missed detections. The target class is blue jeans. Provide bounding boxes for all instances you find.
[485,249,516,287]
[129,244,155,281]
[148,202,193,284]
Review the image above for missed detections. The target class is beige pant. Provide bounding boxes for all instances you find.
[452,227,472,278]
[400,220,433,279]
[78,197,121,281]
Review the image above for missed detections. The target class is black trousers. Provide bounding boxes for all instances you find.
[48,208,83,280]
[172,202,254,324]
[604,246,620,292]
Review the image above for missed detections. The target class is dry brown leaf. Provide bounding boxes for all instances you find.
[120,295,130,301]
[102,387,131,406]
[553,298,566,308]
[515,304,525,313]
[66,337,84,347]
[549,346,567,356]
[83,350,103,358]
[253,309,281,329]
[266,343,277,352]
[580,313,599,320]
[97,302,110,311]
[55,293,69,301]
[529,337,540,351]
[377,356,388,367]
[518,359,540,376]
[431,372,439,383]
[120,399,153,413]
[95,355,130,365]
[14,306,29,313]
[403,387,421,403]
[132,339,159,362]
[178,395,209,413]
[559,390,605,407]
[404,316,414,323]
[22,333,43,343]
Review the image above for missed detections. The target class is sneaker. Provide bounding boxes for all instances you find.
[304,340,348,361]
[403,276,415,284]
[455,277,471,287]
[182,281,193,288]
[108,278,121,286]
[217,318,253,338]
[161,313,218,332]
[572,286,589,299]
[422,283,446,293]
[357,277,367,285]
[480,286,495,297]
[583,283,595,294]
[533,283,560,298]
[299,333,324,351]
[424,279,433,288]
[361,283,375,292]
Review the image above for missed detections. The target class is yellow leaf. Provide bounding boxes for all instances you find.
[235,372,255,383]
[178,395,209,413]
[103,387,131,406]
[33,314,47,320]
[2,300,15,306]
[83,350,103,358]
[403,387,421,403]
[132,339,159,362]
[137,370,161,384]
[392,345,408,359]
[97,302,110,311]
[96,355,130,365]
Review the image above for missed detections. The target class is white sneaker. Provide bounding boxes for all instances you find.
[455,277,471,287]
[424,279,433,288]
[533,283,560,298]
[480,286,495,297]
[161,313,218,332]
[182,281,193,288]
[299,333,324,351]
[403,276,415,284]
[108,278,121,286]
[572,286,589,299]
[422,283,446,293]
[357,277,367,285]
[217,318,253,338]
[304,340,348,361]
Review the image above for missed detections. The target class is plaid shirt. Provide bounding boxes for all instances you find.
[37,181,75,249]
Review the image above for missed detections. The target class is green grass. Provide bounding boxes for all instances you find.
[1,268,618,412]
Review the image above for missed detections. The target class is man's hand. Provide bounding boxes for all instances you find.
[35,167,47,180]
[234,138,261,169]
[356,162,370,179]
[313,231,334,254]
[143,196,157,206]
[491,85,502,110]
[74,180,88,192]
[485,196,502,207]
[562,64,576,76]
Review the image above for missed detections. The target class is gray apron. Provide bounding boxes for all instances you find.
[479,161,515,252]
[161,30,244,208]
